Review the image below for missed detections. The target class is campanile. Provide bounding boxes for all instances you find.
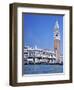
[54,20,60,63]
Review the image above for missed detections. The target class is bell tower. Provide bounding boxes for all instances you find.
[54,20,60,63]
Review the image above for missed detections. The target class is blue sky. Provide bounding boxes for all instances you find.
[23,13,63,53]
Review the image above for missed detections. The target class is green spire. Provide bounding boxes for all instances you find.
[55,20,59,30]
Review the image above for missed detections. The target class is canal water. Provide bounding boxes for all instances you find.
[23,65,63,74]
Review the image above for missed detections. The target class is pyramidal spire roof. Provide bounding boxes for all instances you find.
[54,20,59,29]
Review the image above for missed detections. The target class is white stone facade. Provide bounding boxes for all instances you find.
[24,46,63,64]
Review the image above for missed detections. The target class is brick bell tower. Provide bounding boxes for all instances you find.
[54,20,60,63]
